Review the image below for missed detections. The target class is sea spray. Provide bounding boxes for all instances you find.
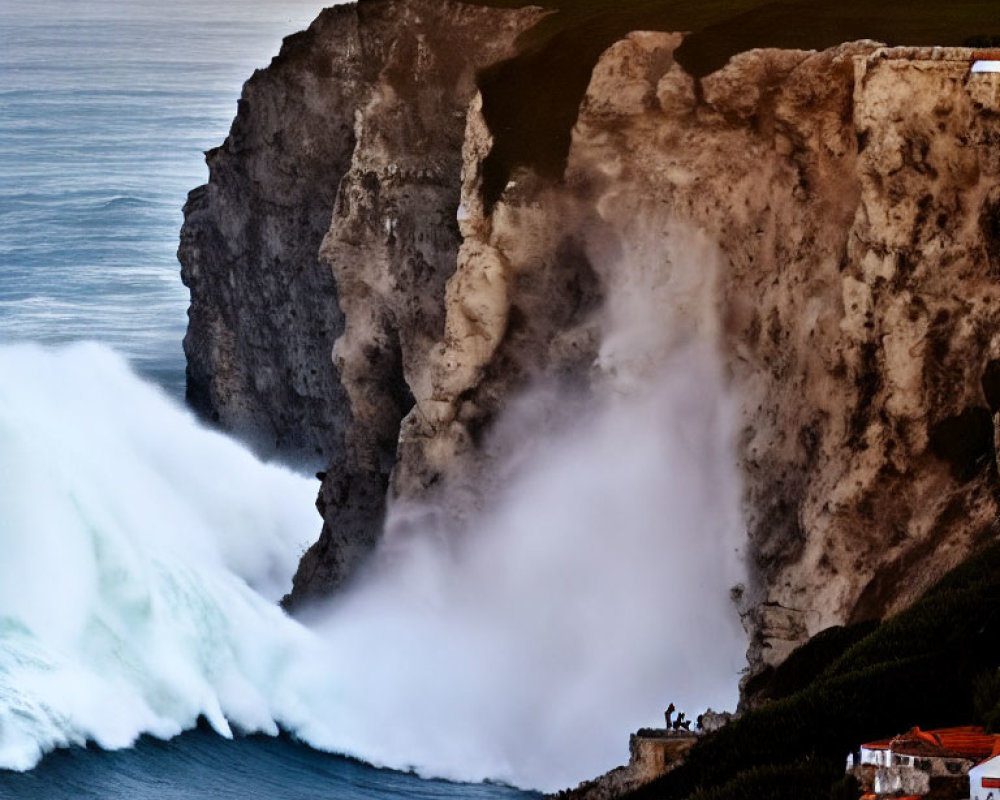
[296,347,745,790]
[291,222,747,790]
[0,342,320,769]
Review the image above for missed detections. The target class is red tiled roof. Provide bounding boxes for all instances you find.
[861,726,1000,762]
[862,739,891,751]
[858,795,921,800]
[860,796,921,800]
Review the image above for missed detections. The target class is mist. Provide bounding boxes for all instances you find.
[296,347,745,789]
[292,221,748,789]
[0,228,746,791]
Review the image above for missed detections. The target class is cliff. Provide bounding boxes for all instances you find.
[179,0,1000,673]
[180,0,546,602]
[583,40,1000,668]
[561,40,1000,668]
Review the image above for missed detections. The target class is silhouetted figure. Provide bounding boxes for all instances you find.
[673,712,688,731]
[664,703,675,729]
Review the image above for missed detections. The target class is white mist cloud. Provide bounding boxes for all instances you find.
[293,222,747,791]
[296,354,745,790]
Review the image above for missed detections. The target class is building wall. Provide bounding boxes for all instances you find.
[970,755,1000,800]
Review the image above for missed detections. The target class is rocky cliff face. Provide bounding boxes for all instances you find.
[560,40,1000,667]
[179,0,545,604]
[181,0,1000,672]
[180,5,360,464]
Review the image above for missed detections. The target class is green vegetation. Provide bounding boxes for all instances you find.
[685,760,841,800]
[619,537,1000,799]
[973,668,1000,732]
[741,620,879,707]
[455,0,1000,206]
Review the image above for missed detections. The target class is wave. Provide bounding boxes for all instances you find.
[0,333,745,792]
[0,343,319,771]
[0,194,151,210]
[99,196,152,210]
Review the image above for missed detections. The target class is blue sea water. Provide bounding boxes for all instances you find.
[0,730,534,800]
[0,0,334,398]
[0,2,542,797]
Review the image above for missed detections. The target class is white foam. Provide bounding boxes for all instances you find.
[0,342,319,770]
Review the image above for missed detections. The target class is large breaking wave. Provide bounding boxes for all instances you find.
[0,321,745,791]
[0,342,318,770]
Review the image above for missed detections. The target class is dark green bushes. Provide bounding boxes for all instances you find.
[623,538,1000,799]
[686,760,840,800]
[973,669,1000,732]
[742,621,878,707]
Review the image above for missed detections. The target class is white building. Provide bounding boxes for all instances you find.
[970,754,1000,800]
[854,726,1000,798]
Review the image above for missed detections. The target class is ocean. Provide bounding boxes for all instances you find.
[0,730,534,800]
[0,0,337,398]
[0,2,539,797]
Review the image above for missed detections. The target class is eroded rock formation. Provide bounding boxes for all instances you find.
[179,0,545,603]
[180,4,360,463]
[561,40,1000,667]
[180,0,1000,673]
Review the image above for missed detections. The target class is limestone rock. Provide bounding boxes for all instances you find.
[180,0,546,605]
[182,0,1000,671]
[550,730,698,800]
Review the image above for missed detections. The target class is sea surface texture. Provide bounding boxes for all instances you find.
[0,0,333,397]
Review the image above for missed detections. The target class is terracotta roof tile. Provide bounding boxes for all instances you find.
[861,726,1000,762]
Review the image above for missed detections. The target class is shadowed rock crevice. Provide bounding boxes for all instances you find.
[928,407,996,482]
[468,0,1000,209]
[982,359,1000,413]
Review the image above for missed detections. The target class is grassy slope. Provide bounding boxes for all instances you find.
[618,537,1000,799]
[456,0,1000,205]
